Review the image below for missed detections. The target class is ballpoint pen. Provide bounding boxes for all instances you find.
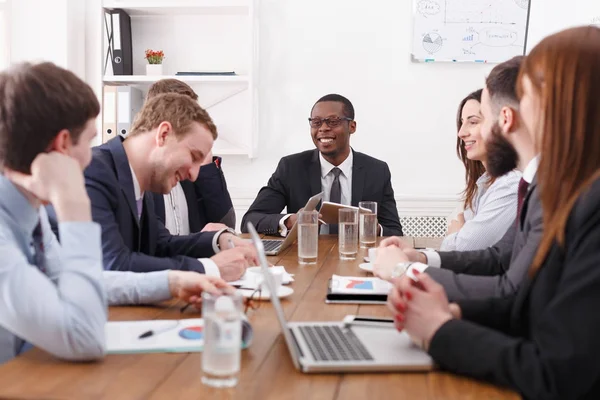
[138,321,180,339]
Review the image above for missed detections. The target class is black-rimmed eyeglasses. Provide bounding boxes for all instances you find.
[308,116,353,128]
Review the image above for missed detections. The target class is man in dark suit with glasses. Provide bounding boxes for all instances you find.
[241,94,403,237]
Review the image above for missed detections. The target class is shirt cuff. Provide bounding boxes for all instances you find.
[406,262,429,280]
[279,214,293,237]
[212,228,235,253]
[200,258,221,277]
[421,250,441,268]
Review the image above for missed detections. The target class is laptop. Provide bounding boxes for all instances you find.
[247,222,434,373]
[262,192,323,256]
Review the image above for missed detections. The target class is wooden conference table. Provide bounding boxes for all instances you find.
[0,236,519,400]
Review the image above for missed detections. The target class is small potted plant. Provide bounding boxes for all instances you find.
[145,49,164,76]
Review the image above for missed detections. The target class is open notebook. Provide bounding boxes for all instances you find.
[105,318,253,354]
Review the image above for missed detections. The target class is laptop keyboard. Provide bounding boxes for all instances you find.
[298,325,374,362]
[262,239,283,252]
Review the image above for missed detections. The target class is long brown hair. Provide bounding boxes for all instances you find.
[522,26,600,275]
[456,89,486,210]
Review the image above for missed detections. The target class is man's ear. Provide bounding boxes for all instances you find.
[349,120,357,134]
[155,121,173,147]
[48,129,72,154]
[499,106,518,134]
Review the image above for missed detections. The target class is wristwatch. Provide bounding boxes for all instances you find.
[391,262,413,278]
[217,227,238,250]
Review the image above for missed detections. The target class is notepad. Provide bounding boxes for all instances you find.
[105,318,253,354]
[325,275,393,304]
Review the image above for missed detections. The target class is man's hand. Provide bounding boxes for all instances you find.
[378,236,427,264]
[373,246,410,281]
[211,245,259,281]
[202,223,229,232]
[447,213,465,235]
[168,271,233,310]
[4,152,91,222]
[285,212,299,230]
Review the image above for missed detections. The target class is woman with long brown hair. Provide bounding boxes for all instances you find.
[441,90,521,251]
[387,26,600,399]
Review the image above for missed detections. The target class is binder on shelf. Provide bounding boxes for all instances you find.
[104,8,132,76]
[102,86,117,143]
[117,86,144,138]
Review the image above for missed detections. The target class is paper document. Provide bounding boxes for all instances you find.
[105,318,253,354]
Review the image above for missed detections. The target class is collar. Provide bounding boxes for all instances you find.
[128,163,143,201]
[522,155,540,184]
[319,150,353,179]
[476,172,491,187]
[0,174,40,237]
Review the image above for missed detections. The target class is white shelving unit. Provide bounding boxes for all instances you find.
[100,0,259,157]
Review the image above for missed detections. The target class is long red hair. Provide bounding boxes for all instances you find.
[522,26,600,275]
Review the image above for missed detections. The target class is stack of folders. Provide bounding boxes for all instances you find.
[102,86,144,143]
[326,275,393,304]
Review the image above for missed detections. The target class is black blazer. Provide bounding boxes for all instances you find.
[241,149,403,236]
[428,176,600,400]
[83,137,217,273]
[152,157,236,233]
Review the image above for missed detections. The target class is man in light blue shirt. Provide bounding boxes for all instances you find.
[0,62,230,364]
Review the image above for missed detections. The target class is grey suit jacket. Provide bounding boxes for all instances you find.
[427,177,542,301]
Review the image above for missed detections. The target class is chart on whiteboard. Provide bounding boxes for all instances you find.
[412,0,531,63]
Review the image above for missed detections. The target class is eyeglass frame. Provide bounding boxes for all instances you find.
[308,116,353,128]
[179,286,263,315]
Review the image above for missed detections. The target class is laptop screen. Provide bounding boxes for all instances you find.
[246,222,302,371]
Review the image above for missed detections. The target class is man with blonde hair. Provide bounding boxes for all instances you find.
[82,91,256,281]
[146,79,235,234]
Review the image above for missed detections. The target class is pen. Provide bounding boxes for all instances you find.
[138,321,179,339]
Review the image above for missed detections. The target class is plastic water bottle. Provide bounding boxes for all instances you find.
[201,293,242,388]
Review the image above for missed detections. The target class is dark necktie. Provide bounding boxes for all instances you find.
[517,178,529,220]
[20,221,46,354]
[329,168,342,234]
[32,221,47,273]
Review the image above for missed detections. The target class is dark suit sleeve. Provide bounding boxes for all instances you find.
[437,222,516,276]
[241,158,290,234]
[194,158,236,228]
[85,162,208,273]
[378,163,403,236]
[428,217,600,400]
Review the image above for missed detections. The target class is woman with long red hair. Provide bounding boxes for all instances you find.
[387,26,600,399]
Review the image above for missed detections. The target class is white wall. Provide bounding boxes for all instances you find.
[9,0,85,78]
[526,0,600,52]
[221,0,492,219]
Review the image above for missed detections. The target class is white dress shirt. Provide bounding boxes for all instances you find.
[163,183,191,236]
[278,151,353,236]
[420,156,540,270]
[128,165,222,277]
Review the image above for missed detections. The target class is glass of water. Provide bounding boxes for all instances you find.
[338,208,359,260]
[202,292,243,388]
[359,201,378,248]
[297,210,318,264]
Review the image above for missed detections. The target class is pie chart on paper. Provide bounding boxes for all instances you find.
[178,326,204,340]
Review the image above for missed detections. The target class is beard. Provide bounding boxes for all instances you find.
[485,122,519,178]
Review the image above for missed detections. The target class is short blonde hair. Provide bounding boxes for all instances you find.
[129,92,217,139]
